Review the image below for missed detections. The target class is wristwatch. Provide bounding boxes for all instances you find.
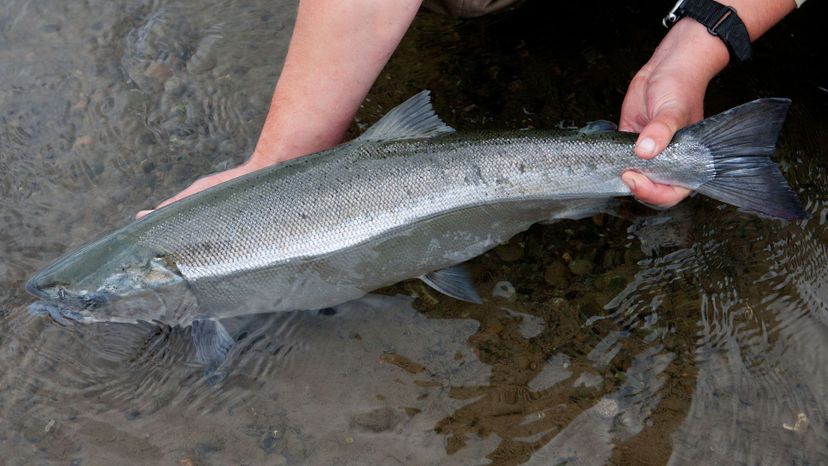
[663,0,752,64]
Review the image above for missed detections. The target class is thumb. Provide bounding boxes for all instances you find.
[634,106,689,159]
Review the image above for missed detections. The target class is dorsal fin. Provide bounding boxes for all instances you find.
[358,90,455,142]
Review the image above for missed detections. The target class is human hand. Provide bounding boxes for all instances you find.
[136,161,266,219]
[618,18,730,208]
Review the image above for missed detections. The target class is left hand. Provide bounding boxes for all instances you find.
[618,18,730,208]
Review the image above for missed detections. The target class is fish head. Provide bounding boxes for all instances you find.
[26,233,189,322]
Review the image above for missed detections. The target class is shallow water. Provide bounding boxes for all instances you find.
[2,0,827,464]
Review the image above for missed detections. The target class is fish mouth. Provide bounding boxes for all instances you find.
[25,275,110,310]
[25,275,52,300]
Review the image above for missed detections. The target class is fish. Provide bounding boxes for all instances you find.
[25,91,805,370]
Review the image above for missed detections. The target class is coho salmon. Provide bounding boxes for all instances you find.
[25,91,805,369]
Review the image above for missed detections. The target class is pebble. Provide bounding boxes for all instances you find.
[139,132,157,146]
[259,432,280,454]
[594,272,628,292]
[140,160,156,173]
[495,243,524,262]
[72,135,93,150]
[568,259,594,276]
[783,412,808,432]
[544,261,569,287]
[594,398,619,418]
[349,407,401,433]
[144,61,173,81]
[492,281,515,299]
[602,250,622,269]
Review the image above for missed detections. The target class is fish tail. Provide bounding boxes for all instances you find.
[682,98,806,220]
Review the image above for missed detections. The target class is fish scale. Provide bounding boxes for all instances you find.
[139,132,705,279]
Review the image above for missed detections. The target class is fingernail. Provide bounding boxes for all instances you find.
[637,137,655,156]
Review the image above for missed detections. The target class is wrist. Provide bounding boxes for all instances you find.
[654,18,730,82]
[248,125,347,168]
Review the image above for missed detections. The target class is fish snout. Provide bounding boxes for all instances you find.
[25,274,53,299]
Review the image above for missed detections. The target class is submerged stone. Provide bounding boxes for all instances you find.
[569,259,594,276]
[544,261,569,287]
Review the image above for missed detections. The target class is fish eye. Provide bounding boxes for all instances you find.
[57,287,68,300]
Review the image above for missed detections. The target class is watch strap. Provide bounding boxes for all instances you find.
[664,0,752,64]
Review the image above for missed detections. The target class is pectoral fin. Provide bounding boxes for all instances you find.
[28,301,86,325]
[420,265,482,304]
[192,318,234,371]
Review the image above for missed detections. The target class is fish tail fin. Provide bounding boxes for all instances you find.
[681,98,806,220]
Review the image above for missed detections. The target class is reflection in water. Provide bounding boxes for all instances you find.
[2,0,828,464]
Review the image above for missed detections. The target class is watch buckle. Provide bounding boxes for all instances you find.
[706,5,736,36]
[662,0,687,27]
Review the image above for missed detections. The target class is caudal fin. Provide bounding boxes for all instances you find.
[679,98,806,220]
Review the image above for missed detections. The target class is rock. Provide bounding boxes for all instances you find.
[171,164,192,182]
[495,243,524,262]
[594,270,627,290]
[602,250,622,269]
[625,247,645,265]
[140,160,156,173]
[144,61,173,81]
[283,429,306,462]
[492,281,515,299]
[349,407,402,433]
[72,135,93,150]
[544,261,569,287]
[569,259,594,276]
[139,132,157,146]
[259,430,281,454]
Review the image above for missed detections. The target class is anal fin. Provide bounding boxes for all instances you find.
[420,265,482,304]
[539,198,620,224]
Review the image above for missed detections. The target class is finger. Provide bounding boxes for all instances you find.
[634,107,688,159]
[621,171,691,208]
[618,75,649,133]
[134,166,249,219]
[134,179,205,220]
[163,177,221,208]
[155,191,190,210]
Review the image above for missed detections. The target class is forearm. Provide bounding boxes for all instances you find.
[724,0,796,39]
[658,0,796,84]
[250,0,422,167]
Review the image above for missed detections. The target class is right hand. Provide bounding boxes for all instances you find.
[618,18,729,208]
